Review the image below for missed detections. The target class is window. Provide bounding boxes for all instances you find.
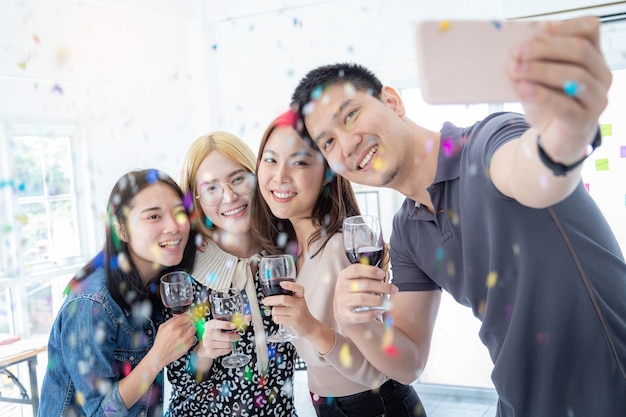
[0,125,91,338]
[355,190,381,219]
[401,87,493,131]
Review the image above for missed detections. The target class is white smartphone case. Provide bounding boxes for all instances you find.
[415,20,545,104]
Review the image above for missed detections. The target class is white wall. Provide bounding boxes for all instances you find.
[0,0,212,234]
[206,0,504,152]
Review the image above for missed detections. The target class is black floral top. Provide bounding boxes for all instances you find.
[164,277,298,416]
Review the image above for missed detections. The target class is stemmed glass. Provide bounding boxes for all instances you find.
[259,254,298,343]
[342,214,389,312]
[210,288,251,368]
[160,271,193,314]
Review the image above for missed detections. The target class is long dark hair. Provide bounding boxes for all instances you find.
[251,110,362,259]
[69,169,197,312]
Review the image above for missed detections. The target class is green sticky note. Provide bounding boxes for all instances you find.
[600,124,612,137]
[595,158,609,171]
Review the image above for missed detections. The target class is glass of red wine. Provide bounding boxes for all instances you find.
[342,215,389,312]
[160,271,193,314]
[259,254,298,343]
[209,288,251,368]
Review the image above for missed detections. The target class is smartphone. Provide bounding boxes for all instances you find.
[415,20,546,104]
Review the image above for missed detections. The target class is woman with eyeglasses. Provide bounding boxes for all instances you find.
[165,132,298,416]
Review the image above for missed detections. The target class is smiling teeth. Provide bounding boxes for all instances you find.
[160,240,180,248]
[274,191,295,199]
[223,206,245,216]
[359,146,377,169]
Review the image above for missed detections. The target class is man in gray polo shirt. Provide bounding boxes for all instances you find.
[290,16,626,417]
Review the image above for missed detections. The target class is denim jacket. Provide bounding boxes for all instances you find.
[38,267,163,417]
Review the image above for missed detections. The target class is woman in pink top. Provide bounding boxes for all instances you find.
[251,110,426,417]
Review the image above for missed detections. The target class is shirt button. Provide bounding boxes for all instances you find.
[147,329,153,335]
[129,356,135,361]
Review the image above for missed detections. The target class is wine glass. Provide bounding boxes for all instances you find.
[259,254,298,343]
[209,288,251,368]
[160,271,193,314]
[342,214,390,312]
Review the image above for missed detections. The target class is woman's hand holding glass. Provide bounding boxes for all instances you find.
[209,288,251,368]
[259,254,298,343]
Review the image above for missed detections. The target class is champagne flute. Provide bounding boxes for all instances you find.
[160,271,193,314]
[259,254,298,343]
[210,288,251,368]
[342,215,390,312]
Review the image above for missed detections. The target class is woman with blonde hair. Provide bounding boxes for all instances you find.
[165,132,298,416]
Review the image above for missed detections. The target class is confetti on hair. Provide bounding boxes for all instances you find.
[194,233,203,248]
[486,271,498,288]
[146,169,158,183]
[302,101,315,116]
[109,255,119,270]
[117,252,131,273]
[339,343,352,368]
[275,110,297,128]
[311,85,323,101]
[439,20,451,31]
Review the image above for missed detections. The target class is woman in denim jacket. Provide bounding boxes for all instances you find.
[39,169,199,417]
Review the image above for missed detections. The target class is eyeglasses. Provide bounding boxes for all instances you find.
[195,173,256,206]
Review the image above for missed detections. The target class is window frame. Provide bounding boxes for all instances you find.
[0,123,94,337]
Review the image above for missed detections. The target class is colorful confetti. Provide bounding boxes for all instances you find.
[339,343,352,368]
[486,271,498,288]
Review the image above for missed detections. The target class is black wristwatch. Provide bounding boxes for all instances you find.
[536,127,602,176]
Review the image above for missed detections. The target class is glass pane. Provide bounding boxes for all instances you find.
[356,191,380,218]
[26,282,54,338]
[402,88,490,132]
[0,287,11,334]
[50,199,81,259]
[45,137,73,196]
[18,202,50,266]
[12,136,44,197]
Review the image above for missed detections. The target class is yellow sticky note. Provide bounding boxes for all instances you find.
[595,158,609,171]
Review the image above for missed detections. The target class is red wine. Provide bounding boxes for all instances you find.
[261,277,295,297]
[345,246,383,267]
[168,302,191,314]
[215,314,236,322]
